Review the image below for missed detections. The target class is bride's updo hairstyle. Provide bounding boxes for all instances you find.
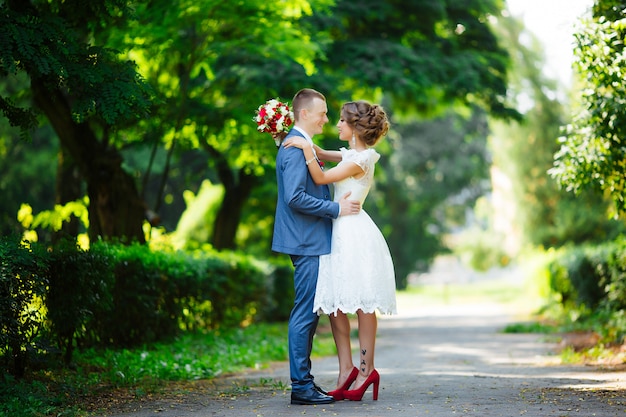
[341,101,390,146]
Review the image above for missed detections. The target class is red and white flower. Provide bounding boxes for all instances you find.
[254,98,294,145]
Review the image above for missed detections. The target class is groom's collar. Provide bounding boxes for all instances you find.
[292,126,313,145]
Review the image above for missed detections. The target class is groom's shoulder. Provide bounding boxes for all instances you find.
[286,128,304,139]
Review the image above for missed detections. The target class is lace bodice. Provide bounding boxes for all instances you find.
[333,148,380,204]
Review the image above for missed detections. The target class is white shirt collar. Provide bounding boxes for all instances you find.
[292,126,313,145]
[292,126,319,159]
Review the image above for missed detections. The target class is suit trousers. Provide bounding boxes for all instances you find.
[288,254,321,392]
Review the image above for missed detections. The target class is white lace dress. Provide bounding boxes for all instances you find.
[313,148,397,316]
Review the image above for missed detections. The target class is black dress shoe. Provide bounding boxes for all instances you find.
[313,382,328,395]
[291,387,335,405]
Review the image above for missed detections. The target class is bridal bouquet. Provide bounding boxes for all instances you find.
[254,98,294,146]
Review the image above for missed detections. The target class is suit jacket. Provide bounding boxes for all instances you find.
[272,129,339,256]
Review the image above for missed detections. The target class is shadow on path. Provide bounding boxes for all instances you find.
[105,302,626,417]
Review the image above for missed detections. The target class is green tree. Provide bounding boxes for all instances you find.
[305,0,516,286]
[104,0,517,254]
[308,0,516,118]
[0,128,57,237]
[1,0,153,243]
[370,107,491,289]
[0,69,58,237]
[1,0,516,255]
[550,0,626,216]
[79,0,331,250]
[490,11,622,251]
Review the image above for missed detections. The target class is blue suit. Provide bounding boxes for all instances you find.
[272,128,339,393]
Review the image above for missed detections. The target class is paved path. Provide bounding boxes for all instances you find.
[104,301,626,417]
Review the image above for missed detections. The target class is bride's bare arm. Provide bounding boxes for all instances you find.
[314,145,342,163]
[283,137,362,185]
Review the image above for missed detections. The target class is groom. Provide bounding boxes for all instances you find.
[272,88,360,405]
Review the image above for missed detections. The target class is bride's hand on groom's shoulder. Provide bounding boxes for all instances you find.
[283,137,307,149]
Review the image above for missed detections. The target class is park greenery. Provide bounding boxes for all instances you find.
[2,0,626,415]
[550,0,626,217]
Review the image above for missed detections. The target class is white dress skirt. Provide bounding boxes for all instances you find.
[313,148,397,316]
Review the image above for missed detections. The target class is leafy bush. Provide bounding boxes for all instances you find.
[198,251,267,328]
[544,236,626,343]
[89,242,182,347]
[88,243,273,346]
[0,236,291,375]
[260,260,295,322]
[45,239,112,364]
[547,244,608,310]
[546,249,577,308]
[452,225,510,272]
[0,236,49,377]
[603,236,626,311]
[0,373,63,417]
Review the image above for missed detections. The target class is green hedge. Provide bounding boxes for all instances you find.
[0,236,49,377]
[545,236,626,342]
[547,244,611,309]
[46,239,111,364]
[0,237,294,377]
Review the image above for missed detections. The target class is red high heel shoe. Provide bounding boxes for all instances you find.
[328,366,359,400]
[342,369,380,401]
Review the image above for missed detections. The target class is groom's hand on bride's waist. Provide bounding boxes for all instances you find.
[338,191,360,216]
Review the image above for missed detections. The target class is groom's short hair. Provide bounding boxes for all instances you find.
[292,88,326,121]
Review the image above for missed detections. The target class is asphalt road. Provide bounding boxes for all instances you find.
[100,298,626,417]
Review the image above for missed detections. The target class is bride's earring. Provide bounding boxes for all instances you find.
[352,133,356,147]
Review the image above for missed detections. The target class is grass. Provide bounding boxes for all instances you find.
[0,323,336,417]
[398,275,546,318]
[503,321,558,334]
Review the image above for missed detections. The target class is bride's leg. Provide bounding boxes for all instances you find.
[329,311,354,388]
[354,310,377,387]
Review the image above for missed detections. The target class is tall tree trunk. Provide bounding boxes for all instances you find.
[212,169,257,250]
[31,79,145,243]
[86,149,146,243]
[53,147,81,242]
